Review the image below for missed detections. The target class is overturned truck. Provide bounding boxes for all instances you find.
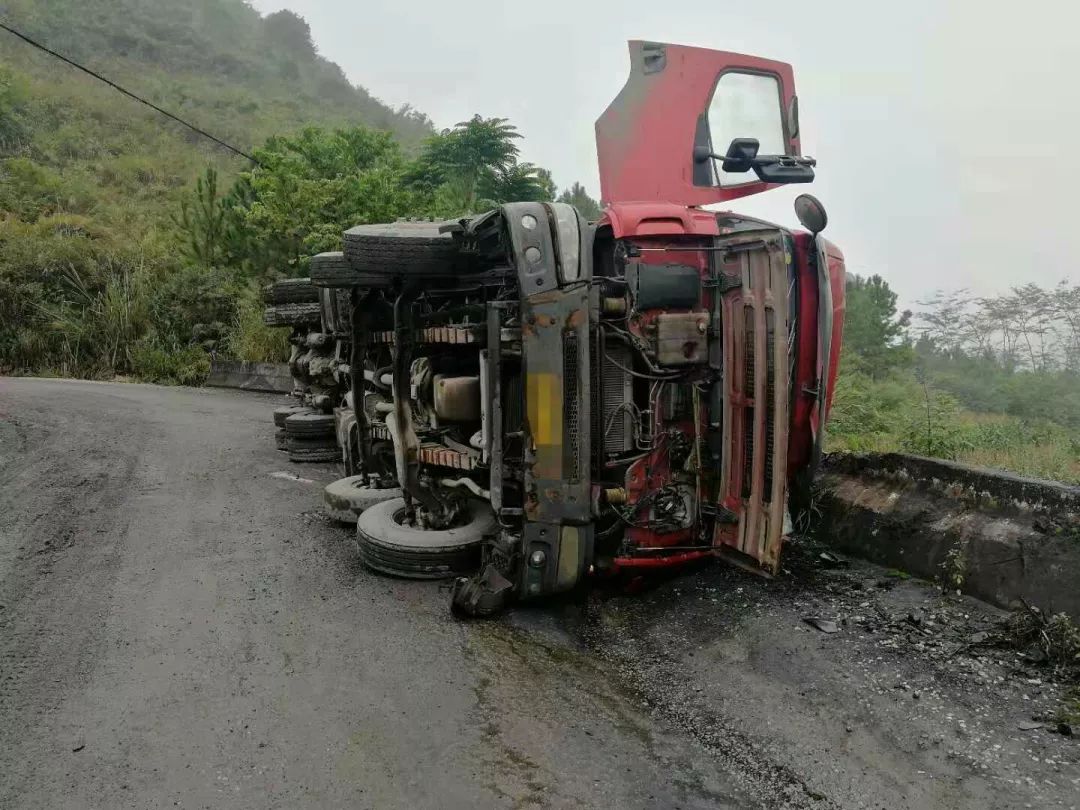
[281,41,846,613]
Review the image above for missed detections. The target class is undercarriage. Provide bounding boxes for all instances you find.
[260,199,818,616]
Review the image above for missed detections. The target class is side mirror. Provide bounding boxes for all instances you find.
[721,137,759,173]
[752,155,815,185]
[793,193,828,235]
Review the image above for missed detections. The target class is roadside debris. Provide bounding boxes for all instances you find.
[816,550,849,569]
[803,616,840,634]
[999,600,1080,681]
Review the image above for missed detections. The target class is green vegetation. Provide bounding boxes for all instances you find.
[4,2,1074,484]
[0,0,599,383]
[828,274,1080,484]
[557,182,603,221]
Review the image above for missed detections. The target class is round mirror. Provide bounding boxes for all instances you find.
[794,193,828,235]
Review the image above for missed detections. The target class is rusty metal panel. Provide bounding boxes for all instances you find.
[417,443,478,471]
[654,311,710,365]
[521,287,591,526]
[433,375,481,421]
[713,234,790,572]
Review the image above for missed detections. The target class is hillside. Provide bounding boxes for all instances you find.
[0,0,432,238]
[1,0,605,384]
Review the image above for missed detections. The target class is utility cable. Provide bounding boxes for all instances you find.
[0,20,262,165]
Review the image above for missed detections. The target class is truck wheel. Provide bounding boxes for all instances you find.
[355,497,494,579]
[284,412,336,438]
[310,251,394,289]
[322,476,402,524]
[342,221,461,276]
[287,438,340,463]
[273,404,312,427]
[263,278,320,305]
[263,302,322,327]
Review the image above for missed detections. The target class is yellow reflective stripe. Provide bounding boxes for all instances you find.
[527,372,561,447]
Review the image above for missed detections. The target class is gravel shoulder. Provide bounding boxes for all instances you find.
[0,378,1075,809]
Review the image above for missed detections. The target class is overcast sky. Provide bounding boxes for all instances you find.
[252,0,1076,308]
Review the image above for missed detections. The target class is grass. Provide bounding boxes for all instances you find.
[827,369,1080,485]
[224,290,290,363]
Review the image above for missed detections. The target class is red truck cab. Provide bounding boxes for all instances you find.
[591,41,846,575]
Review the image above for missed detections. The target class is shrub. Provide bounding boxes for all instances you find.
[900,390,971,459]
[224,287,290,363]
[131,341,210,386]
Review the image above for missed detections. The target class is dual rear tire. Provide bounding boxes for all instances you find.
[354,498,494,580]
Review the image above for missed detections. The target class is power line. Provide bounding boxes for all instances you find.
[0,20,262,165]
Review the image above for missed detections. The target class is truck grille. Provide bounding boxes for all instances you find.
[600,341,634,456]
[711,234,791,574]
[741,306,755,500]
[763,308,776,503]
[563,331,580,482]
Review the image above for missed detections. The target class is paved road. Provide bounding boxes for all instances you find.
[1,378,1076,810]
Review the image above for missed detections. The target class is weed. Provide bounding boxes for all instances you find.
[939,541,968,591]
[224,288,290,363]
[131,341,210,386]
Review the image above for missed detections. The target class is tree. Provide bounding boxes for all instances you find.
[918,282,1078,373]
[174,167,228,270]
[843,274,912,378]
[225,126,416,275]
[262,10,316,60]
[417,116,523,211]
[535,168,557,202]
[481,162,552,204]
[1049,280,1080,372]
[557,182,602,220]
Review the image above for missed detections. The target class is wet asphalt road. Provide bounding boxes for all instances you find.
[0,378,751,810]
[1,378,1077,809]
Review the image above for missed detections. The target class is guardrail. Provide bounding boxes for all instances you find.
[814,453,1080,620]
[205,359,293,394]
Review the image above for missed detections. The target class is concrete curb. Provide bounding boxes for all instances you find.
[205,359,293,394]
[815,453,1080,620]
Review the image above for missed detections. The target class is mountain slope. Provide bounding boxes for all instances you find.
[0,0,432,146]
[0,0,432,238]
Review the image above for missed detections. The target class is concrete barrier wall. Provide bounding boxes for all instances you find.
[205,360,293,394]
[815,453,1080,620]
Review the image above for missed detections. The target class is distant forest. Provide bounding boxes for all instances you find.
[830,276,1079,483]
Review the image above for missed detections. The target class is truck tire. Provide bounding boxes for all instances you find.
[287,445,340,463]
[310,252,394,289]
[275,428,288,450]
[284,412,336,438]
[263,302,322,327]
[354,497,494,579]
[273,404,312,428]
[342,221,461,277]
[286,434,340,463]
[263,278,319,305]
[322,476,402,524]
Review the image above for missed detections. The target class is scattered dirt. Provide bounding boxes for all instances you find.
[562,535,1080,809]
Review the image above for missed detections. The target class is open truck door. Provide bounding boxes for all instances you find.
[596,40,812,207]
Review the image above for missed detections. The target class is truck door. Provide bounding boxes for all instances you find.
[595,40,805,208]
